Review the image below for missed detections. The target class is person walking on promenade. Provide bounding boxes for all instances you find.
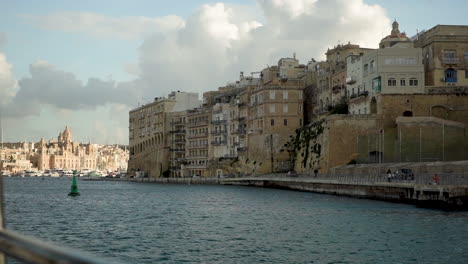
[387,169,392,182]
[433,174,440,185]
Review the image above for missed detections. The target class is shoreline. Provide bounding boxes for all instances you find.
[82,175,468,210]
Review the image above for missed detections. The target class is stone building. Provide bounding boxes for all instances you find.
[0,147,33,173]
[1,127,129,173]
[413,25,468,87]
[313,43,373,114]
[348,21,425,115]
[246,59,305,174]
[128,91,200,177]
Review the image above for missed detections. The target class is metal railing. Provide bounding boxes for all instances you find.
[0,229,115,264]
[302,172,468,186]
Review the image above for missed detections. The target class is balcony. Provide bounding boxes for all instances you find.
[170,121,185,125]
[237,147,248,152]
[170,129,186,134]
[187,132,208,139]
[232,128,246,135]
[174,139,185,144]
[346,76,356,84]
[223,154,237,159]
[184,163,208,169]
[169,148,185,152]
[211,129,227,135]
[187,120,209,127]
[211,140,227,146]
[211,119,227,125]
[442,57,460,64]
[187,143,208,149]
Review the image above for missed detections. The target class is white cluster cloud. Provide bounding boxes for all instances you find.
[136,0,389,99]
[5,60,137,117]
[7,0,390,143]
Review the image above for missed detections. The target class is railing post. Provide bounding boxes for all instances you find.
[0,175,5,264]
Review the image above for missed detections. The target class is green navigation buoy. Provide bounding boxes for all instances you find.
[68,172,80,196]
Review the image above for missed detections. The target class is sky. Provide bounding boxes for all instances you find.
[0,0,467,145]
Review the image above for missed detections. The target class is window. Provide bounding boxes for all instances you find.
[364,107,367,114]
[370,60,376,73]
[283,104,288,113]
[406,58,416,64]
[364,64,368,75]
[409,78,418,86]
[443,50,458,64]
[444,50,456,58]
[270,91,275,99]
[269,104,276,113]
[388,78,396,86]
[298,92,303,100]
[465,70,468,79]
[299,119,303,127]
[284,119,288,126]
[464,51,468,60]
[283,91,288,99]
[400,79,406,86]
[445,68,457,83]
[384,58,394,65]
[271,119,275,126]
[299,104,303,113]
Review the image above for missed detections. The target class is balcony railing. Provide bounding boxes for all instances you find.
[170,129,186,134]
[169,148,185,152]
[187,144,208,149]
[211,130,227,135]
[346,76,356,84]
[442,57,460,64]
[187,120,209,127]
[232,129,246,135]
[187,132,208,139]
[211,120,227,125]
[211,140,227,146]
[237,147,248,152]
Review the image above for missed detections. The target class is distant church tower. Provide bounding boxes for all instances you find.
[62,126,72,143]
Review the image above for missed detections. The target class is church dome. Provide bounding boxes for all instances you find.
[379,20,411,48]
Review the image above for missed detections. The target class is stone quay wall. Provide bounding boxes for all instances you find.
[221,176,468,210]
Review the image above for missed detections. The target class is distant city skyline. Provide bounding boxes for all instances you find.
[0,0,467,144]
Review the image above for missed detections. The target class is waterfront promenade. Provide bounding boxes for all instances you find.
[84,170,468,209]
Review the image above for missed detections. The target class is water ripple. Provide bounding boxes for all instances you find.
[4,177,468,264]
